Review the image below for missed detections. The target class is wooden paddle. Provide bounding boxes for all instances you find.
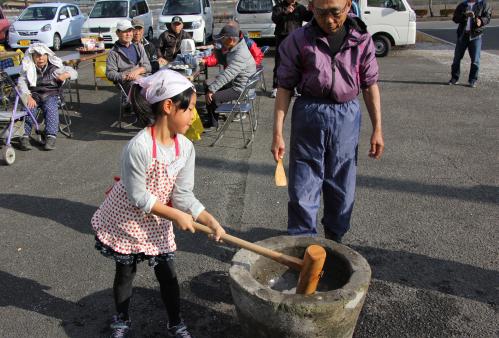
[192,222,326,295]
[275,158,287,187]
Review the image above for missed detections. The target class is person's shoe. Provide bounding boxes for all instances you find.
[448,78,458,85]
[44,135,56,151]
[18,136,32,151]
[110,315,131,338]
[233,113,247,122]
[168,321,193,338]
[469,81,477,88]
[270,88,277,98]
[324,229,343,243]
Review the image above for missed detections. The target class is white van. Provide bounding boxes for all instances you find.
[233,0,275,40]
[234,0,416,57]
[80,0,153,45]
[157,0,214,45]
[359,0,416,56]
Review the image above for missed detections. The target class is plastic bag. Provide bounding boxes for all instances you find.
[184,106,204,141]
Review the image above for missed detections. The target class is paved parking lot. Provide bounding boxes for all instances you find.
[0,40,498,337]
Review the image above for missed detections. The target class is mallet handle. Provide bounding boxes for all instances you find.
[192,222,303,271]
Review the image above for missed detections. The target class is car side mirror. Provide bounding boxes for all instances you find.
[59,14,67,20]
[130,9,137,17]
[204,6,211,13]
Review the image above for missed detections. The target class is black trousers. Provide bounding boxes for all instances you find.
[205,85,241,128]
[113,259,181,325]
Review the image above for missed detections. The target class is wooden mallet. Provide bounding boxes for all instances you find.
[192,222,326,295]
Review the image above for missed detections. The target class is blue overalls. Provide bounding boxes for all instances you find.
[287,96,361,240]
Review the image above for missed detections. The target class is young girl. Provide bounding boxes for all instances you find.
[91,69,225,338]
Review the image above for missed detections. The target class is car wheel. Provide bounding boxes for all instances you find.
[373,35,391,57]
[147,27,153,41]
[53,33,62,51]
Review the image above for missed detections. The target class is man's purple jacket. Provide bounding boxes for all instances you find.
[277,16,379,103]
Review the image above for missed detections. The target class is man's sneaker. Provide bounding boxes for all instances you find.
[110,315,131,338]
[44,135,56,151]
[167,321,192,338]
[18,136,32,151]
[324,229,343,243]
[233,113,247,122]
[448,78,458,85]
[270,88,277,98]
[469,81,477,88]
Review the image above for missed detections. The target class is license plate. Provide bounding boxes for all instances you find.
[19,40,30,46]
[248,31,261,39]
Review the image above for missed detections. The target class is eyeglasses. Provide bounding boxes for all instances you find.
[314,4,349,19]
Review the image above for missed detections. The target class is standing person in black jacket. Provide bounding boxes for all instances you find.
[271,0,313,98]
[157,16,192,63]
[448,0,492,88]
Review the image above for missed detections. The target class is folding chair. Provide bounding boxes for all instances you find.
[258,46,270,93]
[115,82,137,129]
[57,82,73,137]
[246,68,264,132]
[210,74,260,148]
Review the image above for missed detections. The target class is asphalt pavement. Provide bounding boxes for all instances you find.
[0,39,498,337]
[418,18,499,55]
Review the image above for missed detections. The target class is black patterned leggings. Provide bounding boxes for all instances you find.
[114,259,181,325]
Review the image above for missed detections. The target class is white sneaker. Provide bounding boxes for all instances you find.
[270,88,277,98]
[233,113,247,122]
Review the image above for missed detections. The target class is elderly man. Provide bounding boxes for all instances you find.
[157,16,192,63]
[106,20,151,92]
[17,43,77,151]
[271,0,384,243]
[204,24,256,130]
[132,18,160,73]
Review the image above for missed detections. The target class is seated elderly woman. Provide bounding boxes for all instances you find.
[17,43,77,151]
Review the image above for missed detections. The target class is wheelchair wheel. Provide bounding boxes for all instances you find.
[1,145,15,165]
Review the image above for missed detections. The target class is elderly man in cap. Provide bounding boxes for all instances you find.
[132,18,160,73]
[272,0,384,243]
[106,20,151,91]
[204,24,256,130]
[157,16,192,63]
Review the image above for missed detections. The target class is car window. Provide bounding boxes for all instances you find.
[367,0,406,10]
[19,6,58,21]
[237,0,273,13]
[90,1,128,18]
[162,0,202,15]
[59,7,69,20]
[69,6,79,17]
[203,0,210,8]
[137,1,149,14]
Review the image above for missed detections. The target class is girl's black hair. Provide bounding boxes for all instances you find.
[130,84,195,127]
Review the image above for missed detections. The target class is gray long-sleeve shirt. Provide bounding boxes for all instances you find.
[121,129,205,219]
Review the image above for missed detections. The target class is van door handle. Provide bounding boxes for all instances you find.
[364,11,371,14]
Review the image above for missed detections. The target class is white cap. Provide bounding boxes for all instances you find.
[116,20,133,31]
[134,69,195,104]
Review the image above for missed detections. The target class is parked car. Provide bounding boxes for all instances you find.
[157,0,214,45]
[358,0,416,57]
[233,0,275,40]
[81,0,153,46]
[8,3,85,50]
[0,7,10,44]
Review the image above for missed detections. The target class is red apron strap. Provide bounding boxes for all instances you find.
[151,126,157,159]
[173,134,180,158]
